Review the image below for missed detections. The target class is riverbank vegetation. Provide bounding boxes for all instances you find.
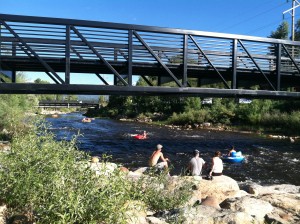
[0,122,192,223]
[85,95,300,136]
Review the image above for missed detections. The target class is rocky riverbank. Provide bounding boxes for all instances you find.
[1,143,299,224]
[87,160,300,223]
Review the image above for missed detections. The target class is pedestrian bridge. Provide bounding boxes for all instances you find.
[0,14,300,99]
[38,100,99,109]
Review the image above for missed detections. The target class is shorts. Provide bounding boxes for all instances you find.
[212,172,222,176]
[155,162,167,169]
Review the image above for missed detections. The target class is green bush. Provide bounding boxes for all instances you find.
[167,109,211,125]
[0,121,193,223]
[134,174,193,212]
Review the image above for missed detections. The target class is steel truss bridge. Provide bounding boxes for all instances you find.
[38,100,99,109]
[0,14,300,99]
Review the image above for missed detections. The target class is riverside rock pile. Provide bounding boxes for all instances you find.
[0,154,299,223]
[88,161,300,224]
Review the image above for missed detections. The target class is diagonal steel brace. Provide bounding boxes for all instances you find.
[282,44,300,74]
[1,20,64,84]
[95,73,109,85]
[71,26,128,86]
[133,30,182,87]
[189,35,230,89]
[238,40,276,91]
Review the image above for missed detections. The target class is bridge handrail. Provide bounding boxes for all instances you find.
[1,13,300,46]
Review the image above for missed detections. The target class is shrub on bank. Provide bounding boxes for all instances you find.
[0,122,193,223]
[167,110,211,125]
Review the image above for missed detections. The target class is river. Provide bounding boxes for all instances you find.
[46,113,300,186]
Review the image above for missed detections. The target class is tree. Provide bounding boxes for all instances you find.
[269,21,289,39]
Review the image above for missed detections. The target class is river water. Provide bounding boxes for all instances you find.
[46,113,300,186]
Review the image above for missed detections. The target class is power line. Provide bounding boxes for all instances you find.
[219,1,288,32]
[246,10,300,35]
[246,12,300,36]
[214,0,275,30]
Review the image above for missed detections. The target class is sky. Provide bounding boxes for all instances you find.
[0,0,298,84]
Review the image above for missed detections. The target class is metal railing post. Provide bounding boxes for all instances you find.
[183,34,188,87]
[232,39,237,89]
[65,25,70,84]
[276,43,282,91]
[12,42,16,83]
[128,30,133,86]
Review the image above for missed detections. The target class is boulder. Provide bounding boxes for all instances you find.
[120,166,129,173]
[0,142,10,152]
[201,196,221,209]
[146,216,168,224]
[181,205,257,224]
[265,209,295,224]
[90,156,99,163]
[220,196,273,222]
[248,184,300,196]
[167,176,202,206]
[198,175,240,203]
[133,167,148,175]
[123,200,147,224]
[259,193,300,214]
[0,204,6,224]
[89,162,118,176]
[232,190,249,198]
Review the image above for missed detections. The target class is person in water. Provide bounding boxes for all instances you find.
[227,146,236,156]
[187,149,206,176]
[149,144,169,170]
[209,151,223,177]
[142,131,147,139]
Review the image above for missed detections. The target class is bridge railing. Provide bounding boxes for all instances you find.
[0,13,300,98]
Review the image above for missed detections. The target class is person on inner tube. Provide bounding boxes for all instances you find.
[227,146,236,157]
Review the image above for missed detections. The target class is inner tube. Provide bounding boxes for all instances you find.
[133,134,146,140]
[223,151,244,163]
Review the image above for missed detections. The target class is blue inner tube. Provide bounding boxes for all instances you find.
[223,156,244,163]
[223,152,245,163]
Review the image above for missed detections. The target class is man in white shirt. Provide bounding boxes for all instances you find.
[187,149,206,176]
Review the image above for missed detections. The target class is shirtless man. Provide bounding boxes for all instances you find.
[149,144,169,169]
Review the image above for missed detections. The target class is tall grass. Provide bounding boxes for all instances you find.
[0,121,193,223]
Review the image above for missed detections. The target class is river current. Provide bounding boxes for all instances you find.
[46,113,300,186]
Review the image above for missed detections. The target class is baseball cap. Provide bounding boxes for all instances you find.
[157,144,163,149]
[194,149,200,154]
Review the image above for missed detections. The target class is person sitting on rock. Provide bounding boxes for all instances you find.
[187,149,206,176]
[149,144,169,171]
[209,151,223,177]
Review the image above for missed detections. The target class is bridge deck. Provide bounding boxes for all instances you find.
[1,14,300,99]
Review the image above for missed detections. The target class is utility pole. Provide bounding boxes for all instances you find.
[283,0,300,41]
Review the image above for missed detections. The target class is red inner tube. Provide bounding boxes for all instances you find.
[133,134,145,139]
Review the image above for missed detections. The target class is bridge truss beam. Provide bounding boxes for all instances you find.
[0,13,300,99]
